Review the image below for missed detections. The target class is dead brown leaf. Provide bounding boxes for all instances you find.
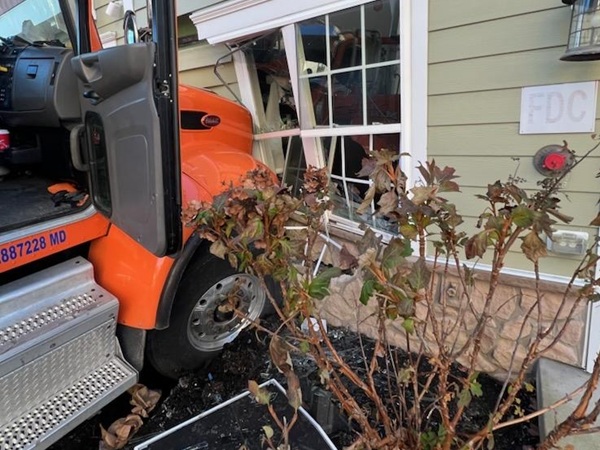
[286,371,302,411]
[99,414,143,450]
[98,384,161,449]
[521,231,547,262]
[248,380,272,405]
[337,244,358,270]
[590,212,600,226]
[129,384,161,418]
[269,335,292,375]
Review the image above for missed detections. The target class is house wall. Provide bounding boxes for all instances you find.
[319,270,587,379]
[187,0,600,277]
[318,0,596,376]
[319,275,586,379]
[93,0,240,101]
[428,0,600,277]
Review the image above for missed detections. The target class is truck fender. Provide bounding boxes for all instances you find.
[154,232,207,330]
[154,157,266,329]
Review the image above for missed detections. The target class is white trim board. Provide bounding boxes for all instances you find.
[190,0,270,24]
[177,0,229,16]
[587,301,600,372]
[401,0,428,188]
[191,0,374,44]
[587,237,600,372]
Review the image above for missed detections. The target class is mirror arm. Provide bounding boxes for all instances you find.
[123,10,139,44]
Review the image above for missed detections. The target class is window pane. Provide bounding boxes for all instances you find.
[308,75,330,126]
[322,132,400,233]
[323,135,369,220]
[329,7,362,70]
[297,1,401,129]
[299,17,331,72]
[282,136,306,195]
[289,2,403,231]
[366,66,400,124]
[371,133,401,154]
[364,0,400,64]
[0,0,72,48]
[332,69,363,125]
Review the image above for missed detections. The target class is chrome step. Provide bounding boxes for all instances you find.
[0,257,138,450]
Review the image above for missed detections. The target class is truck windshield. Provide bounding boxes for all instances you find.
[0,0,71,47]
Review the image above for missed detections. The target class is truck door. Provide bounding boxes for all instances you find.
[70,1,181,256]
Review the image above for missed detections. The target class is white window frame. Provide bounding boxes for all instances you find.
[232,47,292,173]
[586,294,600,372]
[194,0,377,44]
[228,0,427,234]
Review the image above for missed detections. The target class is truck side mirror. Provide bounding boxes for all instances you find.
[124,10,139,44]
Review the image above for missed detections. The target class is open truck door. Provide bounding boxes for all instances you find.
[0,2,181,448]
[70,0,181,256]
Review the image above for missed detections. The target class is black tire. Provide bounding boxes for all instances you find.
[146,252,267,379]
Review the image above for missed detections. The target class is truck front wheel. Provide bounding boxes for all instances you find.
[146,252,267,379]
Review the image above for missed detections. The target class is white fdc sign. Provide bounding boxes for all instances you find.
[520,82,598,134]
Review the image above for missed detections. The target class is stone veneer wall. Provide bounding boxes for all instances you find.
[317,271,587,379]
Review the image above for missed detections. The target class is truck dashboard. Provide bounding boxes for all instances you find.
[0,40,86,236]
[0,43,80,127]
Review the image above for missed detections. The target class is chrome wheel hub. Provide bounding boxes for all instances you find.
[187,273,265,352]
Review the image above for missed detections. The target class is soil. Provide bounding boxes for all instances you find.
[137,381,336,450]
[50,321,539,450]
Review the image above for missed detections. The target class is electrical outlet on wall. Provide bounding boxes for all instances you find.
[546,230,589,256]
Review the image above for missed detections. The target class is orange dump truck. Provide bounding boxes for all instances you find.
[0,1,269,448]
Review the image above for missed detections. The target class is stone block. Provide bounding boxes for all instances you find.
[475,354,502,375]
[559,319,584,348]
[455,352,501,377]
[415,302,429,322]
[492,338,527,369]
[488,284,521,320]
[480,329,496,350]
[467,281,489,315]
[544,340,581,367]
[319,294,352,326]
[501,318,533,342]
[461,306,481,331]
[520,289,582,321]
[317,257,588,377]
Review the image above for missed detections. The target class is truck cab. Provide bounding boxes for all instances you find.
[0,1,270,448]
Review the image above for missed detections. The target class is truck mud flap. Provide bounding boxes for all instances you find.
[0,257,137,450]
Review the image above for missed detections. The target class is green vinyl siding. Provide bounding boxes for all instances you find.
[428,0,600,277]
[429,0,560,31]
[429,48,600,95]
[430,7,567,63]
[431,155,600,194]
[178,63,240,101]
[430,122,599,156]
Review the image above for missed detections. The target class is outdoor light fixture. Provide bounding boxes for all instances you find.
[561,0,600,61]
[105,1,124,18]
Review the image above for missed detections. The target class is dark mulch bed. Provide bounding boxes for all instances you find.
[51,321,539,450]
